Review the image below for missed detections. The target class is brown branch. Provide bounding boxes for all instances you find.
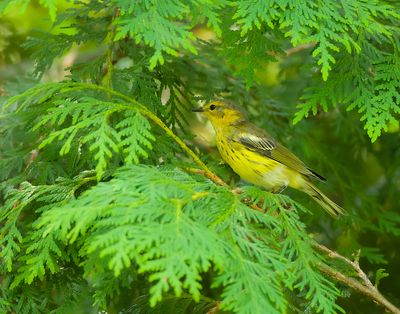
[285,42,317,56]
[24,149,39,171]
[314,243,400,314]
[206,302,220,314]
[185,168,264,212]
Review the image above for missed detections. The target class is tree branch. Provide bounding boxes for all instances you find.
[285,42,316,56]
[185,168,264,212]
[314,243,400,314]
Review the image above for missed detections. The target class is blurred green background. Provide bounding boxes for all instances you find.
[1,1,400,313]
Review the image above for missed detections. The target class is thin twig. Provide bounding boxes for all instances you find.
[103,8,119,94]
[314,243,400,314]
[285,42,316,56]
[313,243,373,289]
[62,83,228,187]
[207,302,220,314]
[185,168,264,212]
[24,149,39,171]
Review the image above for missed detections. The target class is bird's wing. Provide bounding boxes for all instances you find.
[233,125,326,181]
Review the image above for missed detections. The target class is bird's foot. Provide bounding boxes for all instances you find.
[271,183,288,194]
[231,187,244,194]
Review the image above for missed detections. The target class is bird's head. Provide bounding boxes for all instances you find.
[192,100,246,128]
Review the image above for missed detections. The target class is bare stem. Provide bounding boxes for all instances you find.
[314,243,400,314]
[207,302,220,314]
[185,168,264,212]
[285,42,316,56]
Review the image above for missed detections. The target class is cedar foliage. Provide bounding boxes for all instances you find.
[1,1,400,313]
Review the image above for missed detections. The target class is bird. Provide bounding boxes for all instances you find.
[192,100,344,216]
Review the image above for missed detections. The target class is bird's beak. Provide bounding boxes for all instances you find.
[192,107,204,112]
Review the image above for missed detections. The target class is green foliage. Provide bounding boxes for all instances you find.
[0,0,58,21]
[2,164,342,313]
[3,0,399,140]
[1,0,400,313]
[233,0,398,80]
[296,44,400,142]
[113,0,228,68]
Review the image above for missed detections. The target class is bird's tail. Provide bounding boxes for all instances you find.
[303,181,344,217]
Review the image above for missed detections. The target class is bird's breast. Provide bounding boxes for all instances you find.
[215,132,302,190]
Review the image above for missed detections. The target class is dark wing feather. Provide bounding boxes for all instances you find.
[233,125,326,181]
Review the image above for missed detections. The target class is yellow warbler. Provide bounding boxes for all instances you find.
[193,100,344,216]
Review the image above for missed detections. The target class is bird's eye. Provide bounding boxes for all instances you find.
[209,104,216,111]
